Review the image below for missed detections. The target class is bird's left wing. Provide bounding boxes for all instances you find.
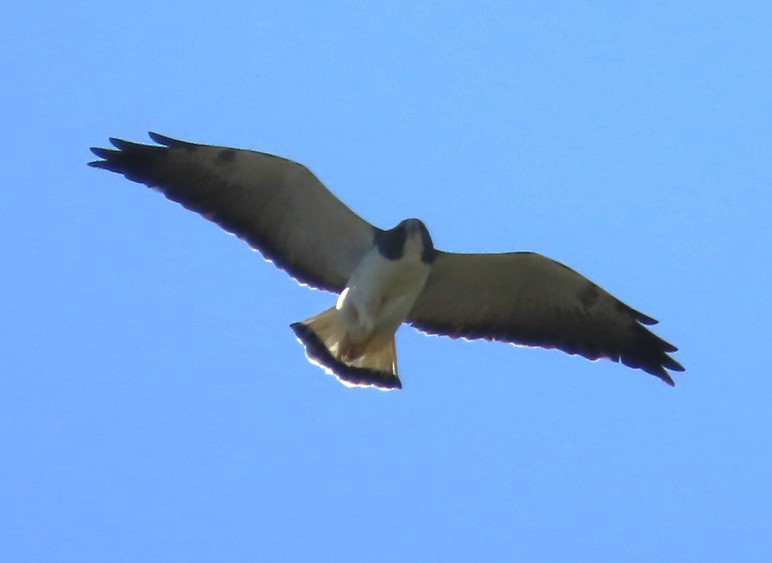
[89,133,376,292]
[407,251,684,384]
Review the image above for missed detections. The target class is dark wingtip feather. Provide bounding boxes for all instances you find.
[637,314,658,326]
[88,146,117,167]
[638,362,676,386]
[147,131,169,144]
[87,160,109,169]
[622,303,658,326]
[623,321,685,385]
[109,136,140,150]
[148,131,195,148]
[88,146,127,172]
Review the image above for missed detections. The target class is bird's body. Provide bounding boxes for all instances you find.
[335,220,434,356]
[89,133,684,389]
[291,219,434,388]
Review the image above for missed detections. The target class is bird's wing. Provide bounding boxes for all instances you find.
[89,133,377,292]
[407,251,684,384]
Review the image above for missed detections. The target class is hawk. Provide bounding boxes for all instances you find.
[89,133,684,390]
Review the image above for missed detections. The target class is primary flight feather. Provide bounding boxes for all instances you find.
[89,133,684,389]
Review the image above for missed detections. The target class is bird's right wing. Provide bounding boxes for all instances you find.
[89,133,377,292]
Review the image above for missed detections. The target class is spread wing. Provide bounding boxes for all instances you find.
[408,251,684,384]
[89,132,376,292]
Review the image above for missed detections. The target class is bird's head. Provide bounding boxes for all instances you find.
[375,218,436,264]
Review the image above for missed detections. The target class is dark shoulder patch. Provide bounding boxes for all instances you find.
[422,247,438,265]
[414,220,437,264]
[374,225,406,260]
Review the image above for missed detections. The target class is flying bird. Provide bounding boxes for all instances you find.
[89,133,684,390]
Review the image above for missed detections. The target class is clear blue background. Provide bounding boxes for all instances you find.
[3,2,771,561]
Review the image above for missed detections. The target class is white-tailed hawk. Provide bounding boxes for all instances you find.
[89,133,684,390]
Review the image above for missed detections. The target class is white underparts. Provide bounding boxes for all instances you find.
[335,243,430,357]
[295,230,432,387]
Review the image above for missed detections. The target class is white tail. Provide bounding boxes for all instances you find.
[290,307,402,389]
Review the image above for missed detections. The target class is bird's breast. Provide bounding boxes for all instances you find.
[336,247,431,344]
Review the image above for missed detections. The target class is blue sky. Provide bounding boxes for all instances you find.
[2,2,771,561]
